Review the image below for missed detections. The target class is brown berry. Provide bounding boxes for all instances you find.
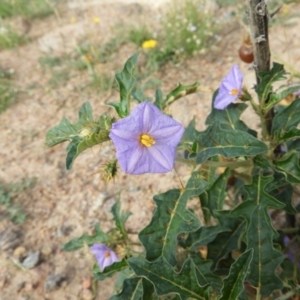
[238,44,254,64]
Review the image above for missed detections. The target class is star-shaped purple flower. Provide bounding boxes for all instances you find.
[214,65,244,110]
[90,244,119,271]
[109,102,184,175]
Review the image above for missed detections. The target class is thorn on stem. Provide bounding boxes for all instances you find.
[255,2,266,16]
[255,35,266,43]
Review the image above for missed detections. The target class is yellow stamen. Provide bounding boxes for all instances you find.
[230,88,239,95]
[140,134,156,147]
[105,251,111,258]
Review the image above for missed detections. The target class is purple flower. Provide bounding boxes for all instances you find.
[214,65,244,110]
[90,244,119,271]
[109,102,184,175]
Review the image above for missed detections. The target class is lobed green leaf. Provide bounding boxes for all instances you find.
[231,175,284,297]
[196,123,267,164]
[274,152,300,184]
[265,84,300,111]
[207,213,246,270]
[139,172,207,266]
[110,278,143,300]
[256,62,286,103]
[272,98,300,137]
[63,224,109,251]
[207,94,256,136]
[218,249,253,300]
[46,102,113,169]
[128,257,207,300]
[191,255,223,292]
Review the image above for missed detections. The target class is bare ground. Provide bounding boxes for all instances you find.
[0,1,300,299]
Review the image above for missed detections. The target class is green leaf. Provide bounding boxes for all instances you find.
[207,94,256,136]
[131,87,151,103]
[163,82,200,108]
[272,98,300,136]
[46,117,79,147]
[111,200,132,237]
[256,62,286,102]
[266,173,297,214]
[274,152,300,184]
[274,127,300,143]
[182,118,199,159]
[128,257,207,300]
[231,175,284,297]
[114,52,139,117]
[154,87,163,110]
[186,225,231,251]
[207,215,246,270]
[46,102,113,169]
[218,249,253,300]
[93,258,128,281]
[63,223,109,251]
[141,279,156,300]
[192,255,223,292]
[109,277,155,300]
[196,123,267,164]
[139,172,207,266]
[182,118,197,144]
[46,102,95,147]
[265,85,300,111]
[110,278,143,300]
[205,168,231,217]
[253,155,273,171]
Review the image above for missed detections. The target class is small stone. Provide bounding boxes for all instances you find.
[22,251,40,269]
[24,281,33,292]
[0,228,21,250]
[13,246,27,259]
[41,245,52,256]
[0,276,7,289]
[44,274,64,292]
[82,277,92,289]
[16,281,25,292]
[81,289,93,300]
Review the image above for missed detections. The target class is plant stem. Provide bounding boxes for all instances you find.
[176,158,253,169]
[275,289,298,300]
[247,0,273,135]
[247,0,270,80]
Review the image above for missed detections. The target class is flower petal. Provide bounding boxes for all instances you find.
[148,144,175,171]
[214,86,236,110]
[110,102,184,174]
[214,65,244,110]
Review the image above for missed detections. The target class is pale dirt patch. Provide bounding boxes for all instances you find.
[0,1,300,300]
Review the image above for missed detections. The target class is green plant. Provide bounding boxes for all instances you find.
[0,178,35,223]
[126,25,153,46]
[0,68,18,113]
[0,26,25,49]
[47,69,70,87]
[161,0,220,56]
[0,0,54,19]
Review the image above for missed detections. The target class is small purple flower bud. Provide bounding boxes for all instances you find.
[109,102,184,175]
[90,244,119,271]
[214,65,244,110]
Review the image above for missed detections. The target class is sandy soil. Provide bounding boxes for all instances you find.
[0,1,300,299]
